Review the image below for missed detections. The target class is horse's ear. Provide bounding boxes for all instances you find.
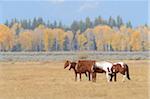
[66,60,69,62]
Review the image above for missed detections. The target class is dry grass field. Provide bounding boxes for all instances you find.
[0,60,149,99]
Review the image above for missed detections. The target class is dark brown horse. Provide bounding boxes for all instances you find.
[64,60,96,81]
[111,62,131,82]
[77,60,96,81]
[64,60,88,81]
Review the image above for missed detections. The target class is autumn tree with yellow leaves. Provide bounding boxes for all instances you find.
[93,25,113,51]
[0,24,14,51]
[129,30,141,51]
[19,31,33,51]
[0,22,149,52]
[43,28,55,51]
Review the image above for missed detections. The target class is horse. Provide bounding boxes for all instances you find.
[93,61,114,82]
[77,60,96,81]
[111,62,131,82]
[64,60,88,81]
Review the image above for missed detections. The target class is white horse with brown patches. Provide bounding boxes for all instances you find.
[94,61,114,82]
[111,62,131,82]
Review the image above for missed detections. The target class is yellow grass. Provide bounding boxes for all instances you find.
[0,60,149,99]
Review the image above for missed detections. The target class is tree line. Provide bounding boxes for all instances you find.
[5,16,132,32]
[0,16,149,52]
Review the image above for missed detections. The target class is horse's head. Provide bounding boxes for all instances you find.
[64,60,71,69]
[111,63,122,73]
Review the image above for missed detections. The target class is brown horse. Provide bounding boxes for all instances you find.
[77,60,96,81]
[64,60,88,81]
[111,62,131,82]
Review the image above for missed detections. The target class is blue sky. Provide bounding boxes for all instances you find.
[0,0,148,27]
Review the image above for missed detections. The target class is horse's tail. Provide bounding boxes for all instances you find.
[125,64,131,80]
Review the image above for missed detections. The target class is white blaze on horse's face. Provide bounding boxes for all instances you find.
[68,63,72,70]
[112,67,116,72]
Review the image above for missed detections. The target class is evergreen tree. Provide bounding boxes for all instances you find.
[53,21,57,28]
[116,16,124,28]
[32,17,37,29]
[22,19,28,29]
[126,21,132,28]
[108,16,113,28]
[98,16,103,25]
[108,16,116,28]
[4,20,9,27]
[94,18,99,26]
[47,20,51,28]
[85,17,92,29]
[79,20,86,32]
[58,21,62,28]
[71,21,79,34]
[28,19,32,29]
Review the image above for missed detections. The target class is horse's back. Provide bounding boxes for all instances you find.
[77,60,95,72]
[78,60,95,67]
[95,61,112,68]
[114,62,125,68]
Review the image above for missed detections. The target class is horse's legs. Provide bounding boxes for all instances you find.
[92,72,96,82]
[85,72,88,77]
[75,73,77,81]
[88,72,91,81]
[79,73,82,81]
[114,73,117,82]
[110,74,113,82]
